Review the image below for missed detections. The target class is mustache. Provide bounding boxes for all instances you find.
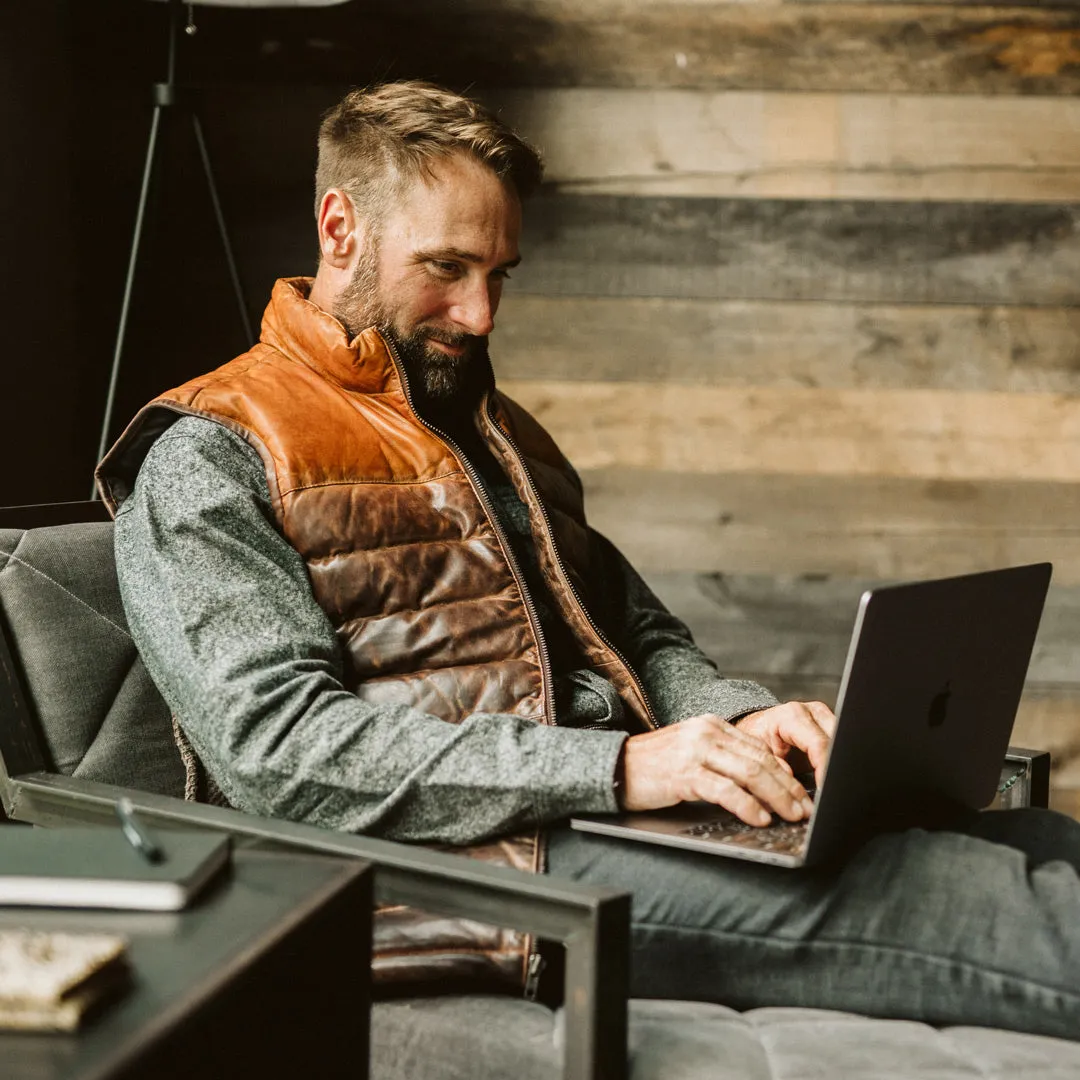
[420,327,486,350]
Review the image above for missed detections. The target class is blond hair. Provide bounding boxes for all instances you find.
[314,81,543,223]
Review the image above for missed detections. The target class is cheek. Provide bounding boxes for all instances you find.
[397,277,453,325]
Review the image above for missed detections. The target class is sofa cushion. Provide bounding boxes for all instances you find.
[0,524,184,796]
[371,996,1080,1079]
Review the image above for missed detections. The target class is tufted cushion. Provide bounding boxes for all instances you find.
[371,997,1080,1079]
[0,524,184,796]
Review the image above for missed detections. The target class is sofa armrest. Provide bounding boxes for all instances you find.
[5,770,629,1080]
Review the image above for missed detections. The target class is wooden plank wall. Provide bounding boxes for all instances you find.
[195,0,1080,808]
[478,0,1080,809]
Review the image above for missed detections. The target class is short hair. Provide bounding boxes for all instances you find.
[314,81,544,224]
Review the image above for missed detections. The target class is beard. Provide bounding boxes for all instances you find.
[333,246,488,404]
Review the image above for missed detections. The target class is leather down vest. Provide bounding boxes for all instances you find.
[98,277,652,989]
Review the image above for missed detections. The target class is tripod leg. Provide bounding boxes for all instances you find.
[191,110,254,345]
[93,103,165,497]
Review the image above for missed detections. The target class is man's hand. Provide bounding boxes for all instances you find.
[735,700,837,788]
[619,702,836,827]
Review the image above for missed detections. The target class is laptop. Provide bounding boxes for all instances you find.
[571,563,1052,868]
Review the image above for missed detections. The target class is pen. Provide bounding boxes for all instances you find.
[116,797,165,864]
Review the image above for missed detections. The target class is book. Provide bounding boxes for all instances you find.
[0,827,231,912]
[0,929,130,1032]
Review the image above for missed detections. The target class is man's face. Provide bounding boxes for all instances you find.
[334,152,522,400]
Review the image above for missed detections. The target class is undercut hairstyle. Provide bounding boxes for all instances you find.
[314,81,544,226]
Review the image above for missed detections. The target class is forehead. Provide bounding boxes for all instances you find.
[381,153,522,261]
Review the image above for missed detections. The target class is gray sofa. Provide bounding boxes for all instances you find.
[2,511,1079,1079]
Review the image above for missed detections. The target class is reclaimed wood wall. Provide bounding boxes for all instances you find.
[186,0,1080,804]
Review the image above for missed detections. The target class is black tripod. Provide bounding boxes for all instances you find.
[93,0,253,495]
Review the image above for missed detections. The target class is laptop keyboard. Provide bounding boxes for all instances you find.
[679,792,815,857]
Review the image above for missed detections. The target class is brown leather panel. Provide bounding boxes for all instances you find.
[373,906,528,958]
[483,392,654,731]
[352,660,544,722]
[371,829,540,987]
[341,600,540,680]
[284,475,490,559]
[441,832,539,875]
[308,536,517,625]
[492,392,575,476]
[371,930,527,987]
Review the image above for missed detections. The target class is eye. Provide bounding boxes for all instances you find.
[491,268,513,282]
[430,260,461,278]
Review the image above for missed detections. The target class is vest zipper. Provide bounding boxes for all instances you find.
[523,950,545,1002]
[380,335,556,726]
[482,398,659,732]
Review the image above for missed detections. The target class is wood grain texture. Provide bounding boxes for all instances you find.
[236,194,1080,307]
[488,89,1080,203]
[642,571,1080,685]
[500,379,1080,481]
[513,195,1080,305]
[579,469,1080,582]
[494,296,1080,393]
[190,1,1080,95]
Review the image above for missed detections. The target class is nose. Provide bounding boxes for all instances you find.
[449,277,497,337]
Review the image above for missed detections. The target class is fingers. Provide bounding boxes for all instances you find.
[698,742,815,826]
[620,713,821,825]
[742,701,837,787]
[781,701,836,785]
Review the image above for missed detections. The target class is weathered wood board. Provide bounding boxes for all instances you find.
[493,296,1080,394]
[578,469,1080,583]
[488,89,1080,203]
[191,2,1080,95]
[500,379,1080,482]
[512,195,1080,306]
[234,192,1080,308]
[642,571,1080,685]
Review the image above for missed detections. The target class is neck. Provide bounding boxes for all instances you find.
[307,264,345,322]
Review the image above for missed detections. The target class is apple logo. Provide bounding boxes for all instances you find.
[928,682,951,728]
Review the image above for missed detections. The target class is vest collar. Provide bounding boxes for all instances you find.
[260,276,403,396]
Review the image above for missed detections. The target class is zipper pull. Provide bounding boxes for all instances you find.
[524,951,545,1001]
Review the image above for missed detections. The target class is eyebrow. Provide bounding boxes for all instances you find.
[416,247,522,269]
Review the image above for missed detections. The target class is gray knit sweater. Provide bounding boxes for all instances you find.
[114,416,777,844]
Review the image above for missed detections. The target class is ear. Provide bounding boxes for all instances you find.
[317,189,367,269]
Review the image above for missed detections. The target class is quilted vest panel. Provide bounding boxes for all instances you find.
[98,277,652,989]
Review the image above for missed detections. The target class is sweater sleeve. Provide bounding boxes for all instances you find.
[589,531,780,727]
[113,416,626,844]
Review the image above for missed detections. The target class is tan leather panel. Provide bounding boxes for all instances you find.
[352,659,545,722]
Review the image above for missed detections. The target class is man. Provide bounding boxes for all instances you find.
[98,82,1080,1036]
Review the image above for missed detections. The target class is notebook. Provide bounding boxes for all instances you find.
[0,827,231,911]
[572,563,1052,868]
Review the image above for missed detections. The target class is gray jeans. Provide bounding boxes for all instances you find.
[547,809,1080,1040]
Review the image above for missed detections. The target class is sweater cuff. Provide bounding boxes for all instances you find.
[678,678,780,725]
[526,725,628,821]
